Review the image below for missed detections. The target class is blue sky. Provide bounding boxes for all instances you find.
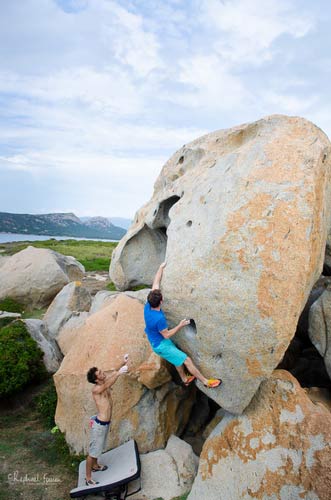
[0,0,330,218]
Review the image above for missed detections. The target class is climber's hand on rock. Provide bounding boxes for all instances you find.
[179,319,190,328]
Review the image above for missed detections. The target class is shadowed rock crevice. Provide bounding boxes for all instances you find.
[278,276,331,388]
[180,391,222,456]
[152,196,181,230]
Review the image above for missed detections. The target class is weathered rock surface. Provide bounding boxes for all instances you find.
[57,312,89,355]
[90,289,150,315]
[24,319,62,373]
[89,290,119,314]
[188,370,331,500]
[44,281,91,340]
[110,115,331,413]
[130,435,198,500]
[0,255,10,268]
[54,294,193,454]
[309,287,331,380]
[305,387,331,412]
[0,246,84,308]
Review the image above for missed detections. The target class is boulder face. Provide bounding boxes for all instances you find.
[0,246,84,309]
[54,294,194,454]
[188,370,331,500]
[44,281,91,340]
[24,319,62,373]
[110,115,331,413]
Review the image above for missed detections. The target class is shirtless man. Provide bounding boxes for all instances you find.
[144,263,221,388]
[85,355,129,486]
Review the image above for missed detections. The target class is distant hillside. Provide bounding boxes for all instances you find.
[81,216,132,230]
[0,212,126,240]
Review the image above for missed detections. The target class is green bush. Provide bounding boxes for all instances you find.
[35,381,58,427]
[0,317,16,329]
[0,321,47,398]
[0,297,24,313]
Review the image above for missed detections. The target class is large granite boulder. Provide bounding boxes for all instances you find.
[309,287,331,380]
[24,319,62,373]
[44,281,91,340]
[188,370,331,500]
[54,294,194,454]
[0,246,84,309]
[110,115,331,413]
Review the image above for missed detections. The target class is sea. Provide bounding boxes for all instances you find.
[0,233,118,244]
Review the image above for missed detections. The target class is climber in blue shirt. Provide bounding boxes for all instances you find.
[144,262,222,388]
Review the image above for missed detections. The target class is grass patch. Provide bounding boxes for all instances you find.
[131,284,149,291]
[21,308,47,320]
[0,297,24,313]
[79,256,111,271]
[0,394,79,499]
[106,283,150,292]
[106,281,118,291]
[0,239,118,272]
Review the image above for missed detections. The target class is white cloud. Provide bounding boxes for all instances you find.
[104,1,162,77]
[176,54,251,110]
[200,0,314,65]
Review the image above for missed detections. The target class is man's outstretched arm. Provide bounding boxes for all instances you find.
[160,318,190,339]
[152,262,166,290]
[93,365,128,395]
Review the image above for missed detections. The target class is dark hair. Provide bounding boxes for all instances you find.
[148,289,163,308]
[87,367,98,384]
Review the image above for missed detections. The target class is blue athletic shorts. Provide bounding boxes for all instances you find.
[153,338,187,367]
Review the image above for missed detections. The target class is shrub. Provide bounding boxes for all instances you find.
[0,297,24,313]
[0,321,47,398]
[35,381,58,427]
[0,317,16,329]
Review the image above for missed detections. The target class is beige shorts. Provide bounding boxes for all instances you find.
[88,416,111,458]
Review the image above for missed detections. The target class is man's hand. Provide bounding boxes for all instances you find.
[160,262,166,269]
[118,365,128,374]
[179,319,190,328]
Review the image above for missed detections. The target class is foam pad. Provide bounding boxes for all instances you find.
[70,439,140,498]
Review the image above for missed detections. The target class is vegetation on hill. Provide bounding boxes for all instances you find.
[0,238,118,271]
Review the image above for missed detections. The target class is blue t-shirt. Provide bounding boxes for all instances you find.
[144,302,168,348]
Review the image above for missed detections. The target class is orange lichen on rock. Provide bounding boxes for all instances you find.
[189,371,331,500]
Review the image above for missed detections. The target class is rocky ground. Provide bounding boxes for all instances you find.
[81,271,111,296]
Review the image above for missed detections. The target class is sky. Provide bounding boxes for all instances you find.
[0,0,330,219]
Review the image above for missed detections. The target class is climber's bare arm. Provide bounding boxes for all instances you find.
[152,262,166,290]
